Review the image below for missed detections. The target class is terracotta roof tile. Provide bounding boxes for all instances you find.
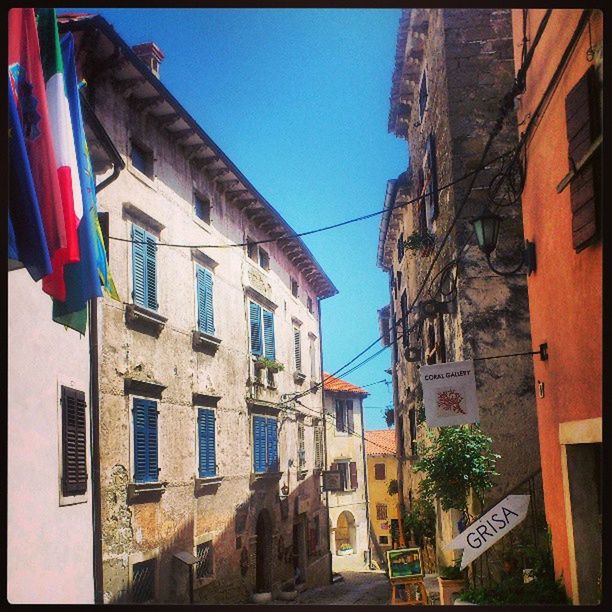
[322,372,369,397]
[364,429,397,456]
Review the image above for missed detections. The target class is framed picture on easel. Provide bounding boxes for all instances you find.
[387,547,424,580]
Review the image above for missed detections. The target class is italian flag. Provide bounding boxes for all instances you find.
[38,8,81,302]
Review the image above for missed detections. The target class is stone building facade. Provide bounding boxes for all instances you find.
[60,13,336,604]
[379,8,542,568]
[322,373,370,569]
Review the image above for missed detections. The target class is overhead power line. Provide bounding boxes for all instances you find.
[108,148,514,249]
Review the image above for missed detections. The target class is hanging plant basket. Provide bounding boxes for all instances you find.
[404,230,436,256]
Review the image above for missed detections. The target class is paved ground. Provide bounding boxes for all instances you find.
[267,562,441,606]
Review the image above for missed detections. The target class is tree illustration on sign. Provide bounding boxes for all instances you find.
[437,389,466,414]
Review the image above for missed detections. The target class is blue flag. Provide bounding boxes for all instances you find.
[9,76,53,281]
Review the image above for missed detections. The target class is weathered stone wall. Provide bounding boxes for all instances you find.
[384,8,540,569]
[92,63,330,603]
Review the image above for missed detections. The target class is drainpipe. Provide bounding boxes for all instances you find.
[317,297,333,584]
[359,396,372,568]
[86,89,125,604]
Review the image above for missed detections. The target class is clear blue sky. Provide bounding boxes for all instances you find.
[61,8,407,430]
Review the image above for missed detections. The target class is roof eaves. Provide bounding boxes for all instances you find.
[60,14,338,300]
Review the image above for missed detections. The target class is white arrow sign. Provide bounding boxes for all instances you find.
[445,495,530,570]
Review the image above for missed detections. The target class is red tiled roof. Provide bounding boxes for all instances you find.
[323,372,369,397]
[364,429,397,456]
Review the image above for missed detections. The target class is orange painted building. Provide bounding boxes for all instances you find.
[510,9,602,604]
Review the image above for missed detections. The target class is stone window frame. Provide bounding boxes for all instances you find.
[127,137,156,189]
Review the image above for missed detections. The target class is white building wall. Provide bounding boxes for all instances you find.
[324,393,369,564]
[7,269,94,604]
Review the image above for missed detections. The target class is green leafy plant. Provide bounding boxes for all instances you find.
[387,479,399,496]
[402,497,436,546]
[404,230,435,254]
[459,529,570,605]
[254,356,284,372]
[439,562,463,581]
[413,425,499,516]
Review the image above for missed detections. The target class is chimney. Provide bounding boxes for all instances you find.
[132,42,165,78]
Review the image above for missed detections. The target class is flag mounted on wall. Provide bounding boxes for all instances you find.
[52,32,120,334]
[419,359,479,427]
[8,7,66,291]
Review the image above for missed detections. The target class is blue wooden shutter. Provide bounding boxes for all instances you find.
[133,398,158,482]
[263,309,275,360]
[145,232,158,310]
[204,269,214,334]
[132,225,146,307]
[249,302,262,356]
[196,266,214,335]
[198,408,216,477]
[146,400,158,481]
[266,417,278,472]
[253,416,267,473]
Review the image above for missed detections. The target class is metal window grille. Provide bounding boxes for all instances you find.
[196,541,214,579]
[132,559,156,603]
[314,425,324,469]
[376,503,388,520]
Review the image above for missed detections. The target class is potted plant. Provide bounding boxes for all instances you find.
[438,562,466,605]
[413,425,500,518]
[337,543,353,556]
[254,356,267,371]
[266,359,284,374]
[404,230,436,256]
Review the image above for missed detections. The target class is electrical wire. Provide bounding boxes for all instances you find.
[107,149,515,249]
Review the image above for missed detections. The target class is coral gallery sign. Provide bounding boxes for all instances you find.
[446,495,531,570]
[419,359,479,427]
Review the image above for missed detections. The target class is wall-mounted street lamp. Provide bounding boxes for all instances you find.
[470,207,536,276]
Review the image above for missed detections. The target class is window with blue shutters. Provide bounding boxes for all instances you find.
[249,301,275,359]
[131,224,158,311]
[252,415,279,473]
[196,266,215,335]
[133,398,159,483]
[197,408,216,478]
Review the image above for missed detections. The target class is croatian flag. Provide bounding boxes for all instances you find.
[9,75,52,280]
[8,8,66,291]
[37,8,82,302]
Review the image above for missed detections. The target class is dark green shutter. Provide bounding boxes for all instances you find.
[61,386,88,496]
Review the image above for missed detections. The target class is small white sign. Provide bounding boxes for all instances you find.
[419,359,479,427]
[445,495,531,570]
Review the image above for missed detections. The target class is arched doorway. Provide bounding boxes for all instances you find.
[335,510,356,553]
[255,509,273,593]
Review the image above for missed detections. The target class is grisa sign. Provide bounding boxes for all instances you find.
[445,495,530,570]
